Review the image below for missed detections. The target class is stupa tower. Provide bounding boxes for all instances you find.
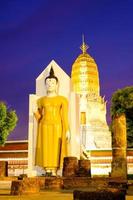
[71,35,100,97]
[71,36,111,149]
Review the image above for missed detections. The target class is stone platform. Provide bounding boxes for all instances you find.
[0,177,133,200]
[10,176,128,195]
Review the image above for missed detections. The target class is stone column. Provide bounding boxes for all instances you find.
[0,161,8,177]
[63,157,78,177]
[111,113,127,179]
[77,160,91,177]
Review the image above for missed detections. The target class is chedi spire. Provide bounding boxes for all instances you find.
[80,34,89,54]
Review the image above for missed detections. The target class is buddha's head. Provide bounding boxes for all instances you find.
[45,67,58,92]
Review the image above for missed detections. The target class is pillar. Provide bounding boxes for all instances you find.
[111,113,127,179]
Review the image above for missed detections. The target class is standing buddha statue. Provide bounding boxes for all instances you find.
[34,67,69,176]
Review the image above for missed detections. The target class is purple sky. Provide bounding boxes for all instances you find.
[0,0,133,140]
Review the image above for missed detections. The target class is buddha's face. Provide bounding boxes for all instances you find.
[45,78,58,92]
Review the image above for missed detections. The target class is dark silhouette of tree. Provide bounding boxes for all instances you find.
[110,86,133,148]
[0,102,18,145]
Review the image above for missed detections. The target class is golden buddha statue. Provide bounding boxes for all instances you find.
[34,67,69,176]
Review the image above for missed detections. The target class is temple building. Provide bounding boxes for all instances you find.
[27,38,112,176]
[71,37,111,150]
[0,39,133,177]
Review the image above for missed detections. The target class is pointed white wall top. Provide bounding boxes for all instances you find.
[36,60,70,98]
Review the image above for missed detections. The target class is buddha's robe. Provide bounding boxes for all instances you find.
[35,95,69,169]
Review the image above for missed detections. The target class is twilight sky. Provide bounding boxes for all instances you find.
[0,0,133,140]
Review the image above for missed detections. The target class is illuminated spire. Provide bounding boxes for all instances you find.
[80,34,89,54]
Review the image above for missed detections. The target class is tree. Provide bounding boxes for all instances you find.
[0,102,18,145]
[110,86,133,148]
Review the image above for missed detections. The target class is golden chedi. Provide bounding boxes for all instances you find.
[71,37,111,150]
[71,37,99,97]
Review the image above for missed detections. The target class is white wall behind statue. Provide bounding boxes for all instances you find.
[35,60,80,159]
[36,60,70,98]
[28,59,81,176]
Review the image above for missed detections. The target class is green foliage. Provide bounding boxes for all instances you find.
[110,86,133,148]
[127,174,133,180]
[0,102,18,145]
[111,86,133,117]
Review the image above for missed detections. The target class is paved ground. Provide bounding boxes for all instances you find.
[0,190,73,200]
[0,180,133,200]
[0,190,133,200]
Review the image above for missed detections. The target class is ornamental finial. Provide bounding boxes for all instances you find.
[80,34,89,54]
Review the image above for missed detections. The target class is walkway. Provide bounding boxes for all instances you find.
[0,189,133,200]
[0,190,73,200]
